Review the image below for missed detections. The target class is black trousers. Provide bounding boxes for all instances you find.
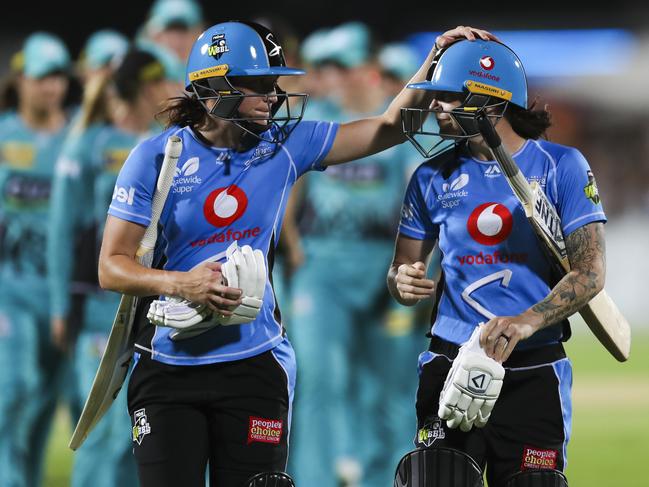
[415,337,572,487]
[127,350,291,487]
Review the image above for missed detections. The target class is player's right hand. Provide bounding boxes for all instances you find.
[395,262,436,303]
[175,262,242,316]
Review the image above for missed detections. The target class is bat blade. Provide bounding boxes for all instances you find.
[69,135,183,450]
[476,114,630,362]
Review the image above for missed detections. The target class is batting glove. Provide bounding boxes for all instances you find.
[438,325,505,432]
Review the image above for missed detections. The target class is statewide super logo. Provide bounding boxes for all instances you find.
[467,203,513,245]
[583,170,600,204]
[203,185,248,227]
[174,157,203,194]
[208,33,229,60]
[479,55,495,70]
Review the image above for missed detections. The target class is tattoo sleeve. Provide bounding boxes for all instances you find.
[531,222,606,327]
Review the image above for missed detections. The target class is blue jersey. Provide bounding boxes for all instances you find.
[108,121,338,365]
[399,140,606,348]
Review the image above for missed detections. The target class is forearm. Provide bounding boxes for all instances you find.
[98,253,182,297]
[380,46,438,138]
[524,223,606,330]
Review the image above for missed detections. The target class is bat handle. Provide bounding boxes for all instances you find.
[476,112,502,149]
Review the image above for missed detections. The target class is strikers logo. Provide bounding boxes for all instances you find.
[467,203,513,245]
[480,56,495,70]
[203,185,248,227]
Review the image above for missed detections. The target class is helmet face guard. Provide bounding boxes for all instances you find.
[191,75,308,144]
[401,39,527,158]
[401,91,508,158]
[186,21,308,144]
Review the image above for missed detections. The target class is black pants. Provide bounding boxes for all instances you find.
[415,337,572,487]
[127,350,291,487]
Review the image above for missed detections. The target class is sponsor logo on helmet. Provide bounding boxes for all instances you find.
[467,202,513,245]
[189,64,229,81]
[207,34,230,60]
[583,170,600,204]
[203,185,248,227]
[479,56,495,70]
[466,80,512,101]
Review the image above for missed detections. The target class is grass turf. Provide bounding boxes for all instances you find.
[45,332,649,486]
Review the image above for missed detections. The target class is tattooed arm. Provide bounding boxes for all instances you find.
[479,222,606,362]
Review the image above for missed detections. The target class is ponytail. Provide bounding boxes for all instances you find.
[73,72,112,133]
[157,93,212,130]
[504,98,552,140]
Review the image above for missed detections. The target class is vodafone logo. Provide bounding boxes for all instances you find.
[467,203,513,245]
[479,56,495,70]
[203,185,248,227]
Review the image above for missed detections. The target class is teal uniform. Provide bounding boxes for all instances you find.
[289,101,427,487]
[0,112,68,487]
[48,122,144,487]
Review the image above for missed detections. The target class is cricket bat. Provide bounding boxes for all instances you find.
[69,135,182,450]
[475,114,630,362]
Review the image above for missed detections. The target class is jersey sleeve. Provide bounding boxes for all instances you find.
[554,148,607,236]
[47,130,94,317]
[285,120,339,177]
[107,138,162,226]
[398,168,438,240]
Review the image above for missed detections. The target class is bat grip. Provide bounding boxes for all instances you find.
[476,113,502,149]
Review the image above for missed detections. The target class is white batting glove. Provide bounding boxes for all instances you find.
[147,297,211,329]
[168,242,267,341]
[438,325,505,432]
[218,243,266,326]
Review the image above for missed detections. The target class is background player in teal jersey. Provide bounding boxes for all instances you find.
[48,48,174,487]
[100,21,494,487]
[388,39,608,486]
[286,24,427,487]
[0,32,71,487]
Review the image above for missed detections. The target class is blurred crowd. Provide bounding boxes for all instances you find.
[0,1,646,487]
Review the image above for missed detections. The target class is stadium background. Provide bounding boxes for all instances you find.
[1,1,647,485]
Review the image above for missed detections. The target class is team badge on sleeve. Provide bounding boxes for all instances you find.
[132,408,152,445]
[583,170,600,204]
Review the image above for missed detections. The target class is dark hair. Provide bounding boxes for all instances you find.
[113,49,165,104]
[0,74,19,111]
[158,93,212,130]
[504,98,552,140]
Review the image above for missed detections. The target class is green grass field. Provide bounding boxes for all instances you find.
[45,332,649,486]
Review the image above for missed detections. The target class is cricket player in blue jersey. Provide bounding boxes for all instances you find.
[388,39,607,487]
[101,21,494,487]
[286,25,426,487]
[49,48,175,487]
[0,32,71,487]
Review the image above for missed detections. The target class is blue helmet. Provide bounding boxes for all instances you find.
[402,40,528,157]
[185,21,307,143]
[408,39,527,108]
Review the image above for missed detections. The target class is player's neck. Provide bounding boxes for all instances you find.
[19,103,65,132]
[468,121,526,161]
[196,119,245,150]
